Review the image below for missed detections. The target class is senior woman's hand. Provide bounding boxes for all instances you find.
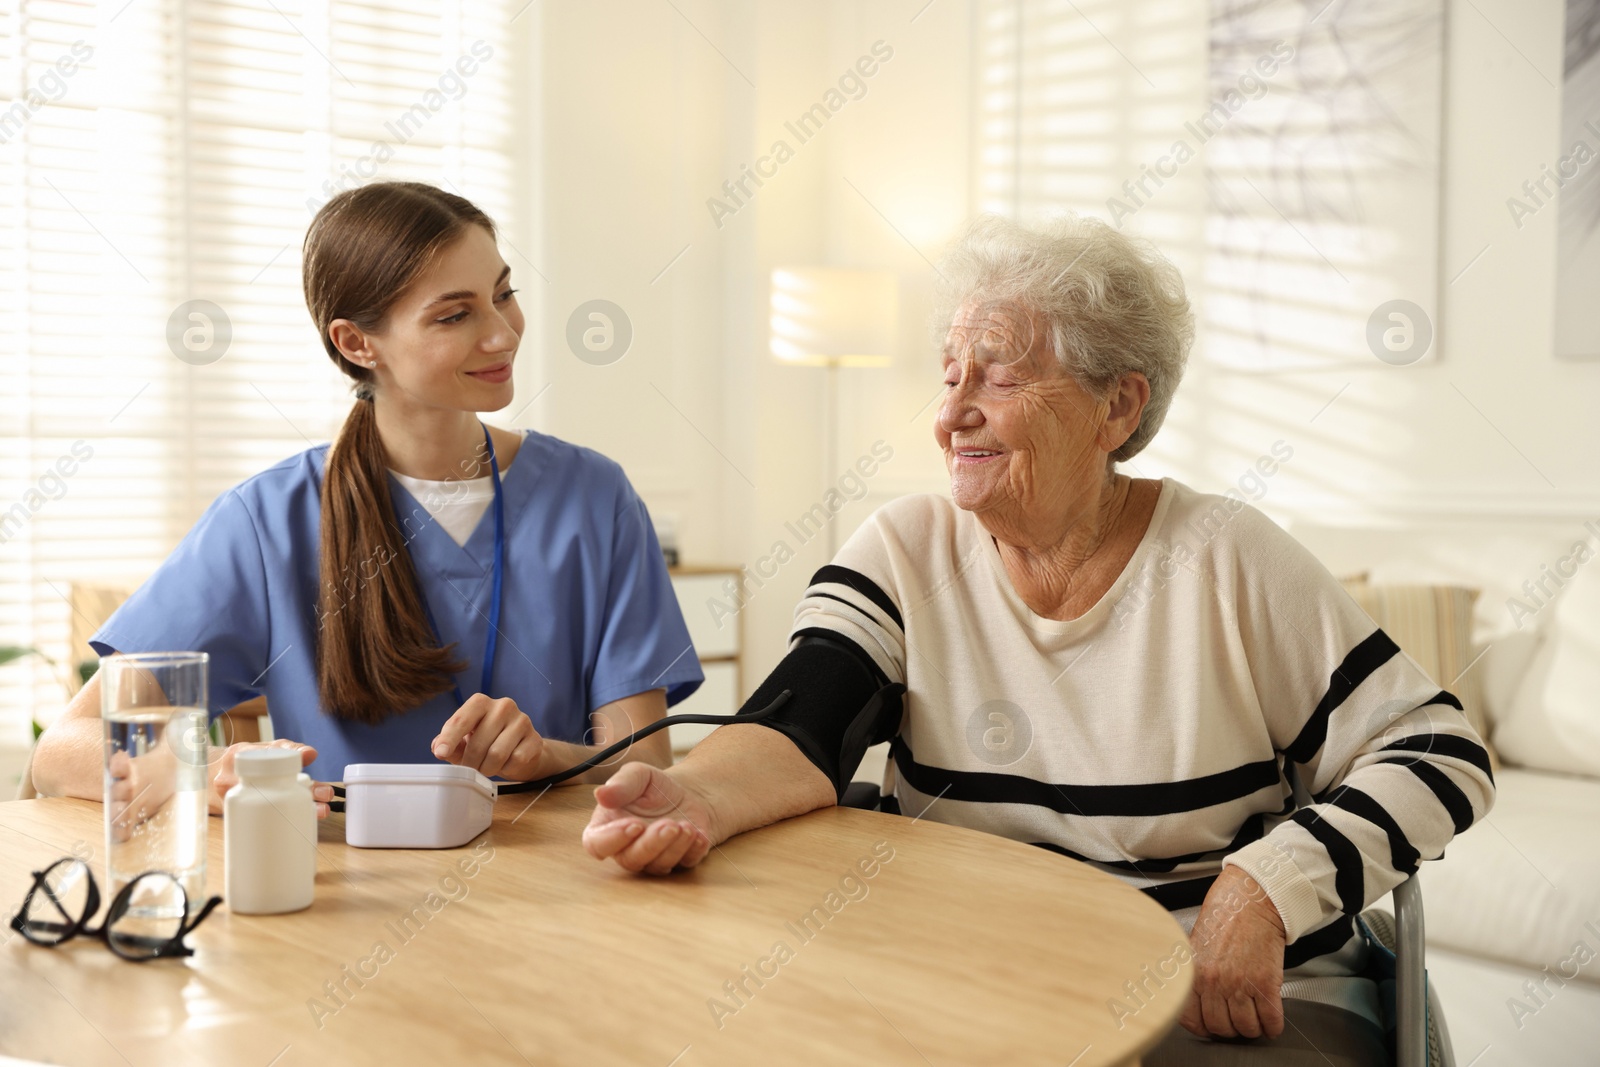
[582,763,717,875]
[1179,866,1287,1040]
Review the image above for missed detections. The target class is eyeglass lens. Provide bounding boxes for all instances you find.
[107,872,188,959]
[19,858,94,945]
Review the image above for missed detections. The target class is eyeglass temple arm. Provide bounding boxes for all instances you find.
[180,895,225,937]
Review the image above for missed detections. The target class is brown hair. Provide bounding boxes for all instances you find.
[303,181,495,723]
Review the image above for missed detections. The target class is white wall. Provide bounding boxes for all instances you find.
[531,0,738,570]
[1433,0,1599,505]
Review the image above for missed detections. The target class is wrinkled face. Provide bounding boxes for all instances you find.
[363,224,524,412]
[935,301,1113,519]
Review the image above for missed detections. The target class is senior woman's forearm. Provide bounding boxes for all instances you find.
[672,723,837,843]
[1226,695,1496,943]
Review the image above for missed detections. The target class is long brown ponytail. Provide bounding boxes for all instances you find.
[303,181,496,723]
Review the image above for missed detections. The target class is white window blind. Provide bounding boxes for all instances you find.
[1,0,522,743]
[974,0,1207,248]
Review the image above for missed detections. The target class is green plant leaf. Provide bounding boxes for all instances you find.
[0,646,40,668]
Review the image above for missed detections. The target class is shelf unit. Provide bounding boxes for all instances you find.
[665,565,743,755]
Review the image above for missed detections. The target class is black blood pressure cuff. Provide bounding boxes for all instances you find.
[733,632,905,801]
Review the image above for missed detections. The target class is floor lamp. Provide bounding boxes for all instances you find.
[769,267,898,558]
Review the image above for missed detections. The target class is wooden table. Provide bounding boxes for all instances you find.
[1,788,1191,1066]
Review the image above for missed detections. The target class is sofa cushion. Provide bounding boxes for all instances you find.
[1478,628,1540,728]
[1419,767,1600,981]
[1495,554,1600,776]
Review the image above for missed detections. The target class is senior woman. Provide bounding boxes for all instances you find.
[581,215,1495,1064]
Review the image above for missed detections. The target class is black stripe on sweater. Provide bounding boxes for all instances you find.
[808,565,904,631]
[1379,733,1494,783]
[1029,812,1272,874]
[1323,785,1420,876]
[1427,689,1465,712]
[1283,914,1356,970]
[1380,758,1474,834]
[1140,874,1219,912]
[890,737,1280,818]
[1290,810,1366,915]
[1285,630,1401,765]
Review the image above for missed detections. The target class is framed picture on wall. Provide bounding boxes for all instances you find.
[1555,0,1600,360]
[1204,0,1446,371]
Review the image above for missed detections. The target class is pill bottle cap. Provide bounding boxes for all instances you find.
[235,748,301,781]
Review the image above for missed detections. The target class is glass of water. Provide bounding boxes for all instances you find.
[100,652,210,927]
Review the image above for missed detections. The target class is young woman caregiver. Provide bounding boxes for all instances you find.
[31,181,705,825]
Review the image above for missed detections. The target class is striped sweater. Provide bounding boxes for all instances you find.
[791,480,1495,974]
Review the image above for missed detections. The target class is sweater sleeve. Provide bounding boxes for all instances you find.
[786,499,922,685]
[1219,508,1496,944]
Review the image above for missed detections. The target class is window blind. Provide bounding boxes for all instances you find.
[974,0,1205,245]
[0,0,522,743]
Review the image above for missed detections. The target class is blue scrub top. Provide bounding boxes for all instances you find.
[89,429,704,780]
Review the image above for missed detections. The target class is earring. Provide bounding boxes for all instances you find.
[367,361,377,368]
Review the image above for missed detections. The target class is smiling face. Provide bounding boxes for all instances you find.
[331,224,524,413]
[935,301,1126,522]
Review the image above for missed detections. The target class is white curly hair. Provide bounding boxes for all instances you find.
[933,213,1195,463]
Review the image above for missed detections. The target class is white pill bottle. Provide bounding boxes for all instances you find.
[224,748,316,914]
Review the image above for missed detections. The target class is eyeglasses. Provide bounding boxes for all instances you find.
[8,857,222,962]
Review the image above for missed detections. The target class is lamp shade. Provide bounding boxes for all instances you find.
[769,267,897,367]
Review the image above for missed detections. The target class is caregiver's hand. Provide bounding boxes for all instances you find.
[582,763,716,876]
[432,694,545,780]
[1179,866,1287,1040]
[207,740,333,819]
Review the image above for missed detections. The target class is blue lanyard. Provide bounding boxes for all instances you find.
[417,421,505,709]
